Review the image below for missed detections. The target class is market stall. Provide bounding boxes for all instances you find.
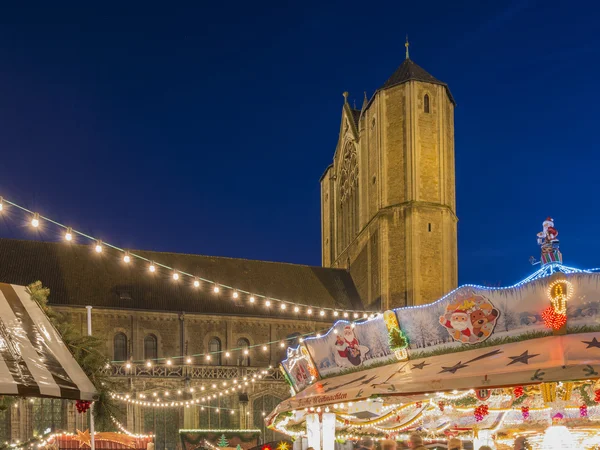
[269,222,600,449]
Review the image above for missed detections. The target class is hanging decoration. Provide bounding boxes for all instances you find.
[473,404,489,422]
[580,404,588,418]
[513,386,524,399]
[437,402,445,412]
[76,400,92,414]
[521,406,529,420]
[594,390,600,403]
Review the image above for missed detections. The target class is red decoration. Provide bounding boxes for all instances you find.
[580,404,588,418]
[542,306,567,330]
[475,389,491,401]
[75,400,91,414]
[514,386,524,398]
[438,401,445,412]
[415,401,422,409]
[262,446,272,450]
[594,390,600,403]
[474,404,489,422]
[521,406,529,420]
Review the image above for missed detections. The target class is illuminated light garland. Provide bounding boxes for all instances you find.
[0,196,369,318]
[542,305,567,330]
[547,279,573,315]
[436,389,474,400]
[110,392,239,410]
[110,415,154,438]
[335,403,415,428]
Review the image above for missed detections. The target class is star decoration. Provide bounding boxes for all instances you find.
[583,338,600,349]
[277,441,290,450]
[412,361,430,370]
[73,430,91,448]
[507,350,540,366]
[439,361,469,374]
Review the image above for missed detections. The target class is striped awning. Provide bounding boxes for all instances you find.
[0,283,97,400]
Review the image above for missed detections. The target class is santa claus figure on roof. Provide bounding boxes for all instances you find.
[537,217,559,246]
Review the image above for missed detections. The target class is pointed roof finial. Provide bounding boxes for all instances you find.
[342,91,349,103]
[405,35,410,60]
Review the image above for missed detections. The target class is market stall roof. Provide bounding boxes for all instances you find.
[0,282,97,400]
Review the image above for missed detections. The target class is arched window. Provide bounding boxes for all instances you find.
[237,338,250,367]
[209,337,221,365]
[338,142,359,253]
[144,334,158,361]
[113,333,128,362]
[424,94,430,113]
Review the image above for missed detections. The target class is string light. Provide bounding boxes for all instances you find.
[149,262,156,272]
[294,306,299,312]
[213,285,220,293]
[65,227,73,242]
[280,303,286,310]
[265,299,271,307]
[0,197,3,212]
[249,296,255,303]
[173,272,179,281]
[232,290,238,299]
[193,278,200,287]
[31,213,40,228]
[123,252,131,263]
[95,241,103,253]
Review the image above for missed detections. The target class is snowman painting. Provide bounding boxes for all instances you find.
[334,325,370,367]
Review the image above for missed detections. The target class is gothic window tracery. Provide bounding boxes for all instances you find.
[337,142,359,252]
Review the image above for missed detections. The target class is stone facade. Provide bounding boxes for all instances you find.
[321,58,458,309]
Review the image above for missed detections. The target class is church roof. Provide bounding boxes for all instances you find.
[381,58,455,104]
[0,239,364,317]
[349,108,361,129]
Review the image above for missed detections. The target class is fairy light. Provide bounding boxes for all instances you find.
[232,290,239,299]
[294,306,299,313]
[206,354,211,361]
[65,227,73,241]
[149,263,156,272]
[262,345,267,351]
[193,278,200,287]
[146,361,152,368]
[172,272,179,281]
[307,308,312,315]
[280,303,286,310]
[123,252,131,263]
[333,311,339,317]
[213,285,220,293]
[249,296,255,303]
[0,197,3,212]
[320,310,325,317]
[265,300,271,307]
[225,352,231,358]
[31,213,40,228]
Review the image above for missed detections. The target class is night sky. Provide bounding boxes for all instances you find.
[0,1,598,289]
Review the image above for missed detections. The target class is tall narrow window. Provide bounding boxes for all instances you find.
[144,334,158,361]
[114,333,128,362]
[237,338,250,367]
[424,94,430,113]
[209,337,221,365]
[338,142,359,252]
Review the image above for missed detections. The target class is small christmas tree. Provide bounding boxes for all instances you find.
[217,435,229,448]
[236,445,242,450]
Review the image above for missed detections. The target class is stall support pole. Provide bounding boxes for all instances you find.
[86,306,96,450]
[306,414,321,450]
[321,413,335,450]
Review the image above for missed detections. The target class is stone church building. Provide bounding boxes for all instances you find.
[0,51,457,449]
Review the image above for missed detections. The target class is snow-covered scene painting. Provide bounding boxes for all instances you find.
[281,345,318,392]
[396,273,600,358]
[304,318,395,377]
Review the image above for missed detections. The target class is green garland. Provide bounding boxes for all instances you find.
[26,281,123,430]
[449,395,477,408]
[0,430,54,450]
[577,384,595,406]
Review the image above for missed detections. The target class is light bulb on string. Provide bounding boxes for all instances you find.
[249,296,255,303]
[193,278,200,288]
[213,285,220,293]
[294,306,299,313]
[186,357,192,364]
[166,359,172,366]
[307,308,312,315]
[123,252,131,263]
[265,300,271,307]
[172,272,179,281]
[343,312,349,318]
[320,310,325,317]
[65,227,73,242]
[0,197,3,212]
[232,291,239,299]
[333,311,339,317]
[31,213,40,228]
[225,352,231,358]
[243,349,249,355]
[262,345,267,351]
[146,361,152,367]
[280,342,285,348]
[205,354,211,361]
[280,303,286,310]
[149,262,156,273]
[363,313,368,318]
[353,313,359,318]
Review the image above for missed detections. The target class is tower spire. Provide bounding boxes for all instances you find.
[405,35,410,60]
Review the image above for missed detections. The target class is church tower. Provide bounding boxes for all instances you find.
[320,44,458,309]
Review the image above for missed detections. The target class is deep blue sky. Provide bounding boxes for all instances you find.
[0,1,598,288]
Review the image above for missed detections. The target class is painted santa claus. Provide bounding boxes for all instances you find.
[334,326,370,367]
[440,309,473,343]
